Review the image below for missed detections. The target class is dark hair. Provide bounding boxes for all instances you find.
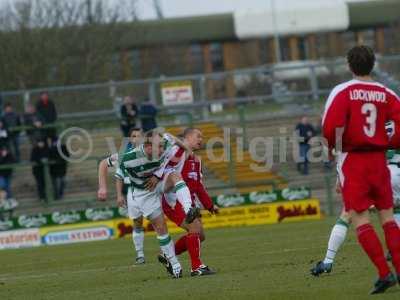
[4,102,12,108]
[128,127,142,136]
[183,127,200,138]
[143,130,162,145]
[347,45,375,76]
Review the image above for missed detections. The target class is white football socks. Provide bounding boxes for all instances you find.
[323,219,349,265]
[157,234,180,266]
[174,180,192,214]
[132,228,145,258]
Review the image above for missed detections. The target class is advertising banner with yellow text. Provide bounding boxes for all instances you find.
[113,199,321,238]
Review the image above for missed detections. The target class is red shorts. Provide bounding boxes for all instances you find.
[337,151,393,213]
[162,197,186,226]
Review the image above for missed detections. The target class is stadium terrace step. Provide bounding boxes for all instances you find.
[177,122,286,193]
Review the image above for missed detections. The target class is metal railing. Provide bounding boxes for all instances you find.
[1,55,399,119]
[0,110,339,217]
[1,55,399,215]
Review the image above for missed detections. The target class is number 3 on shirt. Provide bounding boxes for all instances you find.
[361,103,377,137]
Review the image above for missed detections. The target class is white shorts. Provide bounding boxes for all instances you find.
[389,164,400,206]
[126,186,163,220]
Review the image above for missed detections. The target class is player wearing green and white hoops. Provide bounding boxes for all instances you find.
[117,130,197,278]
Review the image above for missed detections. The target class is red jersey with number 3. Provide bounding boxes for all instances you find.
[322,79,400,152]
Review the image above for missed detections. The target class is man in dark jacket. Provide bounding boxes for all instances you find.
[295,116,316,175]
[49,140,69,200]
[24,103,45,144]
[0,121,9,149]
[36,92,57,142]
[120,96,138,137]
[2,103,21,162]
[140,99,157,132]
[31,140,50,201]
[0,147,15,199]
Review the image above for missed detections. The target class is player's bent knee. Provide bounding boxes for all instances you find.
[148,209,168,235]
[378,208,395,225]
[186,218,202,234]
[340,211,351,224]
[350,210,370,227]
[133,217,144,228]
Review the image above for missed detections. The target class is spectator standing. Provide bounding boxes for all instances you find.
[140,98,158,132]
[30,140,50,201]
[314,117,332,170]
[295,116,315,175]
[49,140,69,200]
[2,103,21,162]
[0,147,15,200]
[0,121,9,149]
[120,96,138,137]
[23,103,45,144]
[36,91,57,142]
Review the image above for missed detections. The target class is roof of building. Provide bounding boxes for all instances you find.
[118,13,234,48]
[348,0,400,29]
[117,0,400,48]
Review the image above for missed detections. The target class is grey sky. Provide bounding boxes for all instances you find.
[0,0,377,20]
[133,0,375,19]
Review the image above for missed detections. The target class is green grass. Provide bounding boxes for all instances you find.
[0,218,399,300]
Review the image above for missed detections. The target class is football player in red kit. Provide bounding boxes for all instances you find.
[148,128,218,276]
[322,45,400,294]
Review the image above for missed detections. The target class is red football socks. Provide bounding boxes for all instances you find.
[357,223,390,279]
[174,235,187,255]
[383,221,400,274]
[174,233,203,270]
[186,233,202,271]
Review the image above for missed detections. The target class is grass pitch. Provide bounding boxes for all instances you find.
[0,217,399,300]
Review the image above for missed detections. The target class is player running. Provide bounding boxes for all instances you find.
[322,45,400,294]
[97,128,147,264]
[149,128,219,276]
[311,149,400,277]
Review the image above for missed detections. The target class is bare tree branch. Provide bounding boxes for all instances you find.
[0,0,140,90]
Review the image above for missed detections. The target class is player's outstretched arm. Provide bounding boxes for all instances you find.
[169,134,192,154]
[98,158,109,201]
[196,156,218,213]
[196,180,218,213]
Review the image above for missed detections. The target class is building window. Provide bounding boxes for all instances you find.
[315,34,330,58]
[259,39,272,64]
[298,36,307,60]
[130,49,141,79]
[210,43,224,71]
[279,37,290,61]
[341,31,356,51]
[383,26,398,54]
[190,44,204,73]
